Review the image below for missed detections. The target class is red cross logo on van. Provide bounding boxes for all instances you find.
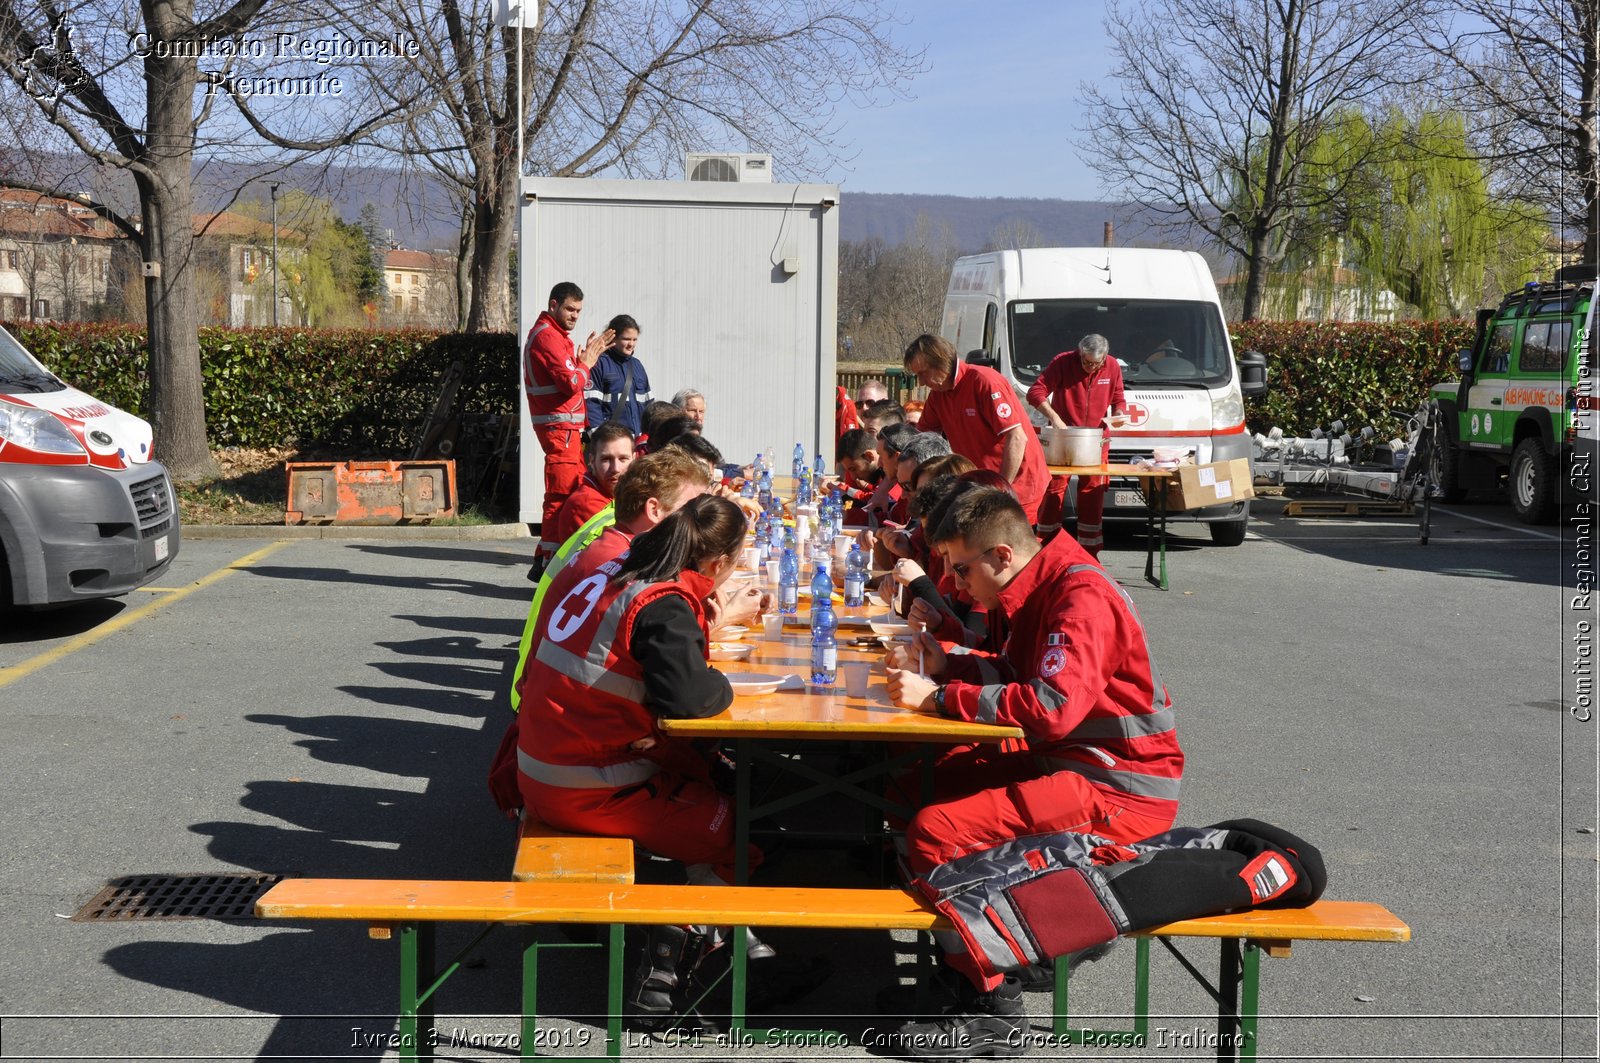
[1123,402,1150,427]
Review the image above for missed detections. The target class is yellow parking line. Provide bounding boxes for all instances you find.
[135,587,182,593]
[0,540,292,690]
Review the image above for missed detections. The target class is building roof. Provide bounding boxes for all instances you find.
[385,248,449,271]
[0,188,121,241]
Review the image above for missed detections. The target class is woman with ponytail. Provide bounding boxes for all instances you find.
[514,494,766,1024]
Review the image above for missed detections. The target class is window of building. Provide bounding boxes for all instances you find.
[393,295,403,313]
[411,274,419,285]
[3,250,16,270]
[393,273,401,286]
[32,298,49,318]
[410,296,420,312]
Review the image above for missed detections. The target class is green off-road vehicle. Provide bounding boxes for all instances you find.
[1430,265,1598,523]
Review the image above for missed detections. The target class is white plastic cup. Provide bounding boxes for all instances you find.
[842,660,871,698]
[765,560,781,587]
[741,546,760,572]
[762,614,784,642]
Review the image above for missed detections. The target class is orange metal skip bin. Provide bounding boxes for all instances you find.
[285,460,458,525]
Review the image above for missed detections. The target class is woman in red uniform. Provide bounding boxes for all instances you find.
[515,493,763,1023]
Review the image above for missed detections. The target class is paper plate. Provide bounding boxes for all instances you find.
[725,672,789,696]
[715,625,749,640]
[877,633,915,647]
[835,612,875,628]
[709,642,755,662]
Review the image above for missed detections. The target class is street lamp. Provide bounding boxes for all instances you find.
[269,182,280,327]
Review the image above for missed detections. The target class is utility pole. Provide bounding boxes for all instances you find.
[270,183,280,327]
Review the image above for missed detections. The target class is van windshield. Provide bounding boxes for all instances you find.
[0,327,60,392]
[1007,299,1233,390]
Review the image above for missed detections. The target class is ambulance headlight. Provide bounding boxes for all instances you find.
[1211,389,1246,428]
[0,399,86,455]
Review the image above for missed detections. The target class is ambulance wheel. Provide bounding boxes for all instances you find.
[1209,517,1248,546]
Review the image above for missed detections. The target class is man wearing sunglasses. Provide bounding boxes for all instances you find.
[882,486,1182,1058]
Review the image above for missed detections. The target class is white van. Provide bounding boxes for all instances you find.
[0,326,179,608]
[940,247,1267,545]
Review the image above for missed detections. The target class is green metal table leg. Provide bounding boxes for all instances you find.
[606,923,625,1062]
[1239,941,1260,1060]
[520,928,539,1061]
[731,924,749,1037]
[1157,492,1169,590]
[1046,941,1147,1046]
[398,922,435,1063]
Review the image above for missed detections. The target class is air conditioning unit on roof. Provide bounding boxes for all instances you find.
[685,152,773,183]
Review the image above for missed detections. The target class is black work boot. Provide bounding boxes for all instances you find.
[628,925,695,1027]
[891,974,1027,1059]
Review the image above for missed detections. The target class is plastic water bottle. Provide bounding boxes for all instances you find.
[814,454,827,480]
[844,541,867,607]
[758,470,773,509]
[809,567,837,687]
[755,511,771,563]
[741,474,756,500]
[792,442,805,482]
[768,514,784,557]
[779,547,800,616]
[798,469,812,505]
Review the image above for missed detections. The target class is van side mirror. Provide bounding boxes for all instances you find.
[1237,350,1269,397]
[1457,350,1474,374]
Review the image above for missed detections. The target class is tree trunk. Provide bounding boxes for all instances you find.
[464,143,517,333]
[138,53,216,482]
[1581,11,1599,265]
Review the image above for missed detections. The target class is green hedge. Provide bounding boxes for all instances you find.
[1234,319,1474,438]
[7,319,1475,453]
[8,323,517,451]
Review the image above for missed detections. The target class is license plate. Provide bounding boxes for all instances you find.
[1113,490,1144,508]
[154,536,169,561]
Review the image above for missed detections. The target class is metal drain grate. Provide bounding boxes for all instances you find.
[72,873,284,922]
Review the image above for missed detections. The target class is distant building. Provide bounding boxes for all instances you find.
[383,249,455,327]
[1218,264,1401,322]
[192,210,305,327]
[0,189,126,322]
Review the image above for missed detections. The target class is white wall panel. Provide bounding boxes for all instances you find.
[518,179,840,523]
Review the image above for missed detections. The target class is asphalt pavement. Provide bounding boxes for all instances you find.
[0,495,1593,1061]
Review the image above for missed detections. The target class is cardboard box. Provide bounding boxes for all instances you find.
[1164,458,1255,511]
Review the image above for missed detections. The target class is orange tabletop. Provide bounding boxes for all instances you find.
[661,632,1021,743]
[1046,463,1176,478]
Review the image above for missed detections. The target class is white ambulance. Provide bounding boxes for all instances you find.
[940,247,1267,545]
[0,325,179,608]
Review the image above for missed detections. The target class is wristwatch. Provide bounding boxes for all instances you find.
[932,685,948,716]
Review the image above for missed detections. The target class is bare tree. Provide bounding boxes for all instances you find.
[364,0,922,333]
[838,214,957,363]
[0,2,417,479]
[1422,0,1598,264]
[1080,0,1429,320]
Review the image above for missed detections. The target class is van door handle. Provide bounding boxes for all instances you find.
[1490,398,1502,405]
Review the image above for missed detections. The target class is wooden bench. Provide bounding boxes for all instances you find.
[512,812,634,884]
[502,814,635,1054]
[257,878,1407,1062]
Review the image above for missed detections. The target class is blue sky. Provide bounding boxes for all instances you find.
[819,0,1113,200]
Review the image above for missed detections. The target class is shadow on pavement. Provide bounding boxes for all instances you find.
[0,598,125,642]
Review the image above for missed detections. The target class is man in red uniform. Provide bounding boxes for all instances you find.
[525,281,614,572]
[1027,333,1127,554]
[835,384,861,443]
[550,422,634,546]
[903,334,1048,523]
[883,487,1182,1055]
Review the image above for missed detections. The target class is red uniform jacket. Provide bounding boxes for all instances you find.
[523,310,587,426]
[938,533,1183,822]
[1026,350,1125,427]
[918,361,1049,521]
[518,565,717,775]
[551,476,611,545]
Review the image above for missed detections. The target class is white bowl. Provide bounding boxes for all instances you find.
[709,642,755,662]
[715,625,749,640]
[869,618,914,637]
[725,672,787,696]
[877,634,915,647]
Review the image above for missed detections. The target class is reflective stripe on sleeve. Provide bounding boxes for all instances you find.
[530,411,587,425]
[526,383,561,397]
[975,684,1005,724]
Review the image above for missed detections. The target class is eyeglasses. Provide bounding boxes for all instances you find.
[949,546,997,579]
